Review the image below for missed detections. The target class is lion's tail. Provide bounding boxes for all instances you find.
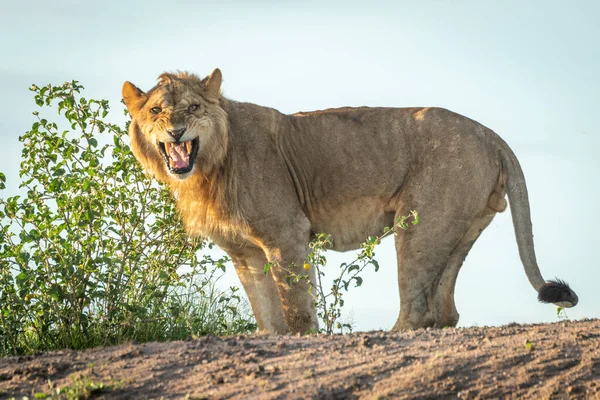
[497,138,578,308]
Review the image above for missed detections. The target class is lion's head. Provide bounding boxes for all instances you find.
[122,69,228,181]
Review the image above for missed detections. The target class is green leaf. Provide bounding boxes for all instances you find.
[354,276,363,287]
[412,211,419,225]
[16,271,28,282]
[263,262,272,275]
[371,259,379,272]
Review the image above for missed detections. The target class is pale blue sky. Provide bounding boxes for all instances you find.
[1,1,598,330]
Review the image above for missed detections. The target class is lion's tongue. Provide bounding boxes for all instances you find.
[169,142,189,169]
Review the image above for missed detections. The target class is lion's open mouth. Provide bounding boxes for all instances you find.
[158,138,199,174]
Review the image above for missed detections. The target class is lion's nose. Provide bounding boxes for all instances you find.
[167,128,186,141]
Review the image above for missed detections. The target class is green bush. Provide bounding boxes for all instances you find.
[0,82,255,356]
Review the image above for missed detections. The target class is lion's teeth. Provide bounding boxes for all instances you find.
[185,141,192,153]
[165,142,171,153]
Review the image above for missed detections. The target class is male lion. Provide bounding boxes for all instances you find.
[122,69,578,334]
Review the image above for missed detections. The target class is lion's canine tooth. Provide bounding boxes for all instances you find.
[185,141,192,153]
[164,142,171,153]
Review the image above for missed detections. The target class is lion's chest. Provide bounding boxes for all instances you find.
[176,192,245,240]
[309,197,395,252]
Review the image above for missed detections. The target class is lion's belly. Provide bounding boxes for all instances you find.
[309,197,395,251]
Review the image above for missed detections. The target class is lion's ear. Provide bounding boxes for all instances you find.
[202,68,222,99]
[122,81,147,117]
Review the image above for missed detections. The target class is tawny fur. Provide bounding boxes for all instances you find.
[122,69,577,334]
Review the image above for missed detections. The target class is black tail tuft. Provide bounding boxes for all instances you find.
[537,279,578,308]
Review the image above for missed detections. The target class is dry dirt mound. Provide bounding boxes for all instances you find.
[1,319,599,399]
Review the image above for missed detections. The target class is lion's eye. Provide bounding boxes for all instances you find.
[188,104,199,112]
[150,107,162,114]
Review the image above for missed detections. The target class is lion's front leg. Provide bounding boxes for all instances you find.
[264,242,319,335]
[231,252,289,334]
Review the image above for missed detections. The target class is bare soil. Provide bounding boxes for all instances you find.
[1,319,599,399]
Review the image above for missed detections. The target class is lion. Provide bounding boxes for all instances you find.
[122,69,578,334]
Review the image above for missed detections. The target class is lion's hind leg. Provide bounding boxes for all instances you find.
[431,212,496,328]
[391,207,496,331]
